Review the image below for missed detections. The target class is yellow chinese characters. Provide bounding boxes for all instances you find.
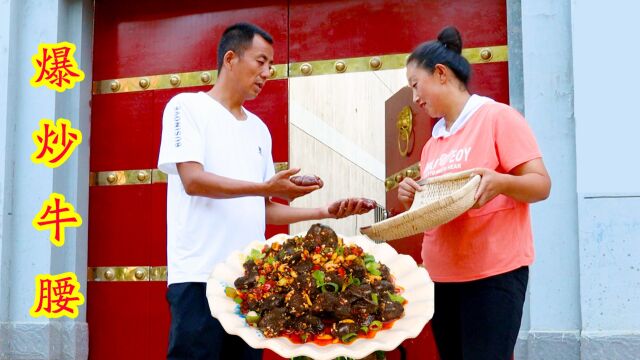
[30,272,85,319]
[30,42,85,92]
[31,118,83,168]
[32,193,82,247]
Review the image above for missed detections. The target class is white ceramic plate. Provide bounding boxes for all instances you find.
[206,233,434,360]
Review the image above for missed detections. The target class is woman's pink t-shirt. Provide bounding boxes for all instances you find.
[419,101,542,282]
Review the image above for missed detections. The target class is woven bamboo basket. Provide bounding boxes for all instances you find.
[360,169,481,241]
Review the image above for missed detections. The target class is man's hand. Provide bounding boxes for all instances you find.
[397,177,421,210]
[289,175,324,188]
[266,197,375,225]
[325,198,377,219]
[265,168,320,201]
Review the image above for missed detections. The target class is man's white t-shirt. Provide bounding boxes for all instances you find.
[158,91,275,285]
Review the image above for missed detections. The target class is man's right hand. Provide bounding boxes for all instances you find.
[397,177,422,210]
[327,198,376,219]
[265,168,320,201]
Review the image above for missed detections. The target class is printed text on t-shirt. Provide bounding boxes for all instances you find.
[424,147,471,177]
[174,105,182,148]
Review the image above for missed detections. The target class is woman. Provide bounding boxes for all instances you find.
[399,26,551,360]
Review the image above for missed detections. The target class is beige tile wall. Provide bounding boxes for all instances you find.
[288,69,407,236]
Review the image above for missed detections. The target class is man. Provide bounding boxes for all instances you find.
[158,22,371,359]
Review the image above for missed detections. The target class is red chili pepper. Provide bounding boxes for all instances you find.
[312,264,321,271]
[314,246,321,254]
[338,267,346,278]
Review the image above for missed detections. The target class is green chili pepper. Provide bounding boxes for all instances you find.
[341,332,358,343]
[249,248,265,262]
[387,291,406,303]
[265,255,276,265]
[245,311,260,323]
[312,270,325,288]
[366,261,381,276]
[363,254,376,264]
[322,282,339,293]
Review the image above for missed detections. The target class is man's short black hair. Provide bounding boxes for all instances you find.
[217,23,273,74]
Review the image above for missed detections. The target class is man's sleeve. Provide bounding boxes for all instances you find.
[493,105,542,173]
[263,131,276,182]
[157,97,204,175]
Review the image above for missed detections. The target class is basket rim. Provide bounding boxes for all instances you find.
[360,171,481,240]
[417,168,477,186]
[409,173,480,212]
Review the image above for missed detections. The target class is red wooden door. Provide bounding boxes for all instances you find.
[88,1,288,359]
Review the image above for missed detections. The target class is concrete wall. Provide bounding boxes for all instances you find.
[519,0,582,359]
[572,0,640,358]
[511,0,640,359]
[0,0,93,358]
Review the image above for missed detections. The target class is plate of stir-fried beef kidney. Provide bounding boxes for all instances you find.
[206,224,433,360]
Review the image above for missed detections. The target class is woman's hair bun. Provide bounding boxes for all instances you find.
[406,25,471,86]
[437,26,463,54]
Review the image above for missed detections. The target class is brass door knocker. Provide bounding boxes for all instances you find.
[396,106,413,156]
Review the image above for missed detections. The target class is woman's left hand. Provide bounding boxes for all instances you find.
[470,168,506,208]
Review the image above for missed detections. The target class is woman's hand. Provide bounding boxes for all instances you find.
[398,177,422,210]
[470,168,506,208]
[472,159,551,207]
